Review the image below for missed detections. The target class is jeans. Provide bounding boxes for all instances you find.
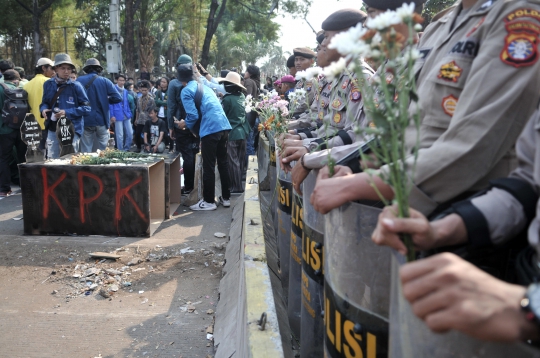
[80,125,109,153]
[47,130,80,159]
[0,130,27,192]
[144,142,165,153]
[175,130,196,191]
[115,120,133,151]
[201,130,230,203]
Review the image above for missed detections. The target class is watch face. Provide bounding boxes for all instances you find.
[528,284,540,318]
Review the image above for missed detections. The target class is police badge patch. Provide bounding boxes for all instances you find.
[350,88,362,102]
[501,11,540,67]
[333,112,342,123]
[442,95,458,116]
[331,98,342,109]
[437,61,462,82]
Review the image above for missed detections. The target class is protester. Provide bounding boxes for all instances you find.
[134,80,156,152]
[109,74,133,151]
[78,58,121,152]
[0,59,14,84]
[14,67,28,88]
[154,77,171,150]
[175,64,232,211]
[70,71,77,81]
[24,57,55,156]
[196,64,227,96]
[143,107,167,153]
[0,69,27,197]
[264,76,273,91]
[168,54,198,194]
[219,71,250,194]
[40,53,91,158]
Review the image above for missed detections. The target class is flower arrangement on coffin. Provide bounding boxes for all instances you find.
[327,3,423,262]
[69,148,160,165]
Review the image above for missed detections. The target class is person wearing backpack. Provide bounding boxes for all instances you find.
[0,69,27,197]
[40,53,91,158]
[78,58,121,153]
[176,64,232,211]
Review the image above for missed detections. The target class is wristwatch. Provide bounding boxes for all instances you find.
[521,283,540,325]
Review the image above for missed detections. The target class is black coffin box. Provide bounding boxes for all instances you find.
[19,158,166,237]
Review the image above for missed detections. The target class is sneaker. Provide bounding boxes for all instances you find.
[181,187,192,195]
[190,199,217,211]
[0,191,12,197]
[219,196,231,207]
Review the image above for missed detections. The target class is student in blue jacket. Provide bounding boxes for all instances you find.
[176,64,232,211]
[78,58,121,152]
[40,54,91,158]
[110,74,134,151]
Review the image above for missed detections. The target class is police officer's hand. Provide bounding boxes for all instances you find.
[318,165,352,179]
[310,171,351,214]
[287,130,301,139]
[400,253,539,342]
[292,161,310,195]
[280,146,308,172]
[282,139,304,151]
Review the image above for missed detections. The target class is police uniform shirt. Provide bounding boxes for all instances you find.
[385,0,540,216]
[305,62,375,152]
[289,75,327,132]
[292,77,317,117]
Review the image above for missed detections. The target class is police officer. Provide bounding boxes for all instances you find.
[280,9,374,173]
[370,106,540,342]
[291,47,316,117]
[311,0,540,217]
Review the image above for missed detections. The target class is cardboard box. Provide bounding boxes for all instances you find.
[19,158,165,237]
[164,153,181,219]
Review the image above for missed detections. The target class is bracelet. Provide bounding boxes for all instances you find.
[300,154,308,170]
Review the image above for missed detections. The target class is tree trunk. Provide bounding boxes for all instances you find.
[200,0,227,68]
[33,3,42,62]
[125,0,136,77]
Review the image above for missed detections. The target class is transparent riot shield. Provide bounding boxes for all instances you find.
[289,187,303,340]
[389,255,540,357]
[258,135,280,277]
[277,158,292,304]
[324,202,390,358]
[301,170,325,357]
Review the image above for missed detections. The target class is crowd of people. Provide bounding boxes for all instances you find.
[0,53,291,212]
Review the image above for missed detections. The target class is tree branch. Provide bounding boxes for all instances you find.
[212,0,228,33]
[15,0,34,15]
[38,0,57,14]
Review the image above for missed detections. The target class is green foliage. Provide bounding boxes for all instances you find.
[421,0,456,24]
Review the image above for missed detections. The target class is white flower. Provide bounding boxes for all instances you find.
[366,10,401,30]
[329,23,368,57]
[295,70,308,81]
[295,88,307,99]
[323,57,348,81]
[245,105,252,113]
[414,23,423,31]
[396,3,415,21]
[307,67,322,80]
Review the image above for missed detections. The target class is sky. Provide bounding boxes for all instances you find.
[274,0,363,54]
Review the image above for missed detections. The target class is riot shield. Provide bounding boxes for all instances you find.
[325,202,390,358]
[301,169,325,357]
[277,157,292,304]
[288,187,303,340]
[389,255,540,357]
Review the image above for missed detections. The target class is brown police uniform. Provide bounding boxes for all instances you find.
[288,75,327,131]
[386,0,540,215]
[292,47,317,117]
[303,63,374,151]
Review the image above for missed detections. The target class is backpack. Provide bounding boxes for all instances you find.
[189,82,204,137]
[1,83,28,129]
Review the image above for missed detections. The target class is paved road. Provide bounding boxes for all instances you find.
[0,191,237,358]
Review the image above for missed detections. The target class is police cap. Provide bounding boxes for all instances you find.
[363,0,425,12]
[293,47,316,59]
[321,8,368,31]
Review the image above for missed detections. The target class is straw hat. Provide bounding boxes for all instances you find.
[218,71,246,90]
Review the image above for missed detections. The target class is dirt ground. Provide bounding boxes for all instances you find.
[0,190,238,358]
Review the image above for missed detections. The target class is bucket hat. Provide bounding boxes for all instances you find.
[217,71,246,90]
[54,53,75,68]
[83,58,103,72]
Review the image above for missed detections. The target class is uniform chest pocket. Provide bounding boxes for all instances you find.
[329,91,347,112]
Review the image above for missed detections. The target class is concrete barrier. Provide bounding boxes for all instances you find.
[214,156,287,358]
